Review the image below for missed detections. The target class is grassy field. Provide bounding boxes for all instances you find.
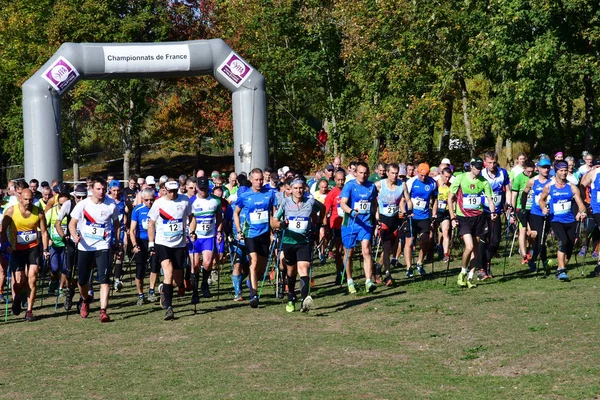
[1,240,600,399]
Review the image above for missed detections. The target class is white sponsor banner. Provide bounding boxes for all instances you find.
[217,52,253,88]
[103,45,190,73]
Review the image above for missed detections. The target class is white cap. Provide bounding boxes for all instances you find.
[441,158,451,165]
[282,166,290,174]
[165,181,179,191]
[159,175,169,185]
[146,175,156,185]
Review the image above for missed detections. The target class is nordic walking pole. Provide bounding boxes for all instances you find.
[536,216,548,276]
[502,212,512,277]
[5,272,10,322]
[54,250,65,312]
[443,227,457,286]
[259,230,282,299]
[40,258,46,307]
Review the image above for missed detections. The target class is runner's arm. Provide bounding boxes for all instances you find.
[538,185,550,215]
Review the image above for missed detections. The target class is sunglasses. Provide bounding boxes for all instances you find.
[75,195,86,199]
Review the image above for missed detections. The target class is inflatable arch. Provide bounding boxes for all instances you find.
[22,39,268,182]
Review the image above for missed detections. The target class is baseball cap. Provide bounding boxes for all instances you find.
[470,158,484,169]
[398,164,407,176]
[554,152,563,158]
[537,158,552,167]
[146,175,156,185]
[73,184,88,197]
[108,180,120,189]
[197,177,209,190]
[325,164,335,171]
[463,162,471,171]
[165,181,179,191]
[417,163,430,175]
[282,166,290,174]
[441,158,451,165]
[554,161,568,171]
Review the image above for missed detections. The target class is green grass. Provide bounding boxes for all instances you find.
[1,243,600,399]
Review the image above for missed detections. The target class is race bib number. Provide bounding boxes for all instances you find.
[17,230,37,245]
[526,192,533,207]
[597,191,600,202]
[288,216,309,233]
[163,219,183,238]
[553,200,571,215]
[354,200,371,214]
[195,217,215,236]
[438,200,447,211]
[249,209,269,224]
[141,218,149,230]
[381,203,398,216]
[413,198,427,211]
[83,222,107,241]
[463,195,482,210]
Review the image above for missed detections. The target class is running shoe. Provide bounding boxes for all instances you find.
[374,275,383,285]
[164,306,174,320]
[578,246,588,257]
[477,269,486,281]
[286,301,295,313]
[147,291,157,303]
[384,273,394,287]
[58,288,65,298]
[457,272,467,288]
[594,264,600,277]
[114,279,123,292]
[391,258,398,267]
[99,309,110,323]
[136,295,145,306]
[521,255,529,265]
[210,270,219,285]
[269,269,275,281]
[11,294,21,316]
[528,260,537,273]
[556,268,569,281]
[159,284,167,310]
[233,293,243,302]
[0,293,4,303]
[443,254,450,263]
[319,255,327,265]
[592,251,599,259]
[48,280,58,295]
[301,296,313,312]
[417,264,426,276]
[328,251,334,259]
[80,299,90,318]
[466,279,477,289]
[24,310,33,322]
[365,281,377,293]
[249,295,259,308]
[347,282,357,294]
[405,267,414,278]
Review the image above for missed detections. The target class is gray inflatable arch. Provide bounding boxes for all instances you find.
[22,39,268,182]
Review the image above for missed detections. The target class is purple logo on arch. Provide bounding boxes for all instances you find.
[217,52,253,88]
[41,56,79,94]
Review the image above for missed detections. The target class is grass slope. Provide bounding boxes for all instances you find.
[1,243,600,399]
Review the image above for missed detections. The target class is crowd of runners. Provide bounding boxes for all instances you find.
[0,150,599,322]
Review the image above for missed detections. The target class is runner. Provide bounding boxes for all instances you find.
[511,160,536,265]
[339,161,378,294]
[404,163,438,276]
[479,151,512,279]
[324,169,347,284]
[147,179,195,320]
[68,177,120,322]
[579,158,600,275]
[375,163,409,285]
[189,177,223,303]
[448,157,496,288]
[368,162,387,183]
[233,168,277,308]
[1,189,50,321]
[539,161,587,281]
[46,191,70,298]
[521,157,553,272]
[129,188,158,305]
[107,180,131,291]
[54,183,88,310]
[272,177,325,312]
[435,167,453,262]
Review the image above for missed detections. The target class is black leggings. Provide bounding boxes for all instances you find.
[529,214,549,262]
[551,221,577,259]
[134,239,159,280]
[479,215,502,266]
[78,249,111,285]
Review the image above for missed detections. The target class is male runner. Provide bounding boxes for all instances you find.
[1,189,50,321]
[130,188,158,305]
[511,160,536,265]
[68,177,120,322]
[147,179,195,320]
[448,157,496,288]
[324,169,346,284]
[234,168,277,308]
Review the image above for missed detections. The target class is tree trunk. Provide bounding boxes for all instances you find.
[495,135,503,164]
[584,74,595,152]
[458,74,475,156]
[506,139,513,165]
[123,149,131,182]
[442,96,453,151]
